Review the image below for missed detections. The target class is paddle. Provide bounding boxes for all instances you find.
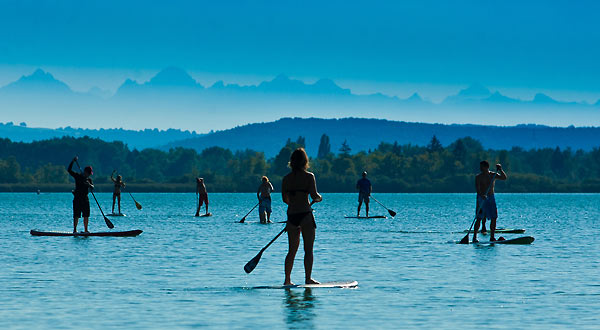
[244,226,286,273]
[239,202,259,223]
[75,159,114,229]
[370,195,397,217]
[128,192,142,210]
[459,167,499,244]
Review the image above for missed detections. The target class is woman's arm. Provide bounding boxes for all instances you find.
[309,173,322,203]
[281,176,289,205]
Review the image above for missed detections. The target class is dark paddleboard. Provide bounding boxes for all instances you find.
[107,213,127,217]
[252,280,358,289]
[344,216,387,219]
[462,228,525,234]
[456,236,535,245]
[30,229,142,237]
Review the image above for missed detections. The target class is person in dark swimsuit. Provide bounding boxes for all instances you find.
[67,156,94,233]
[281,148,322,286]
[111,170,126,214]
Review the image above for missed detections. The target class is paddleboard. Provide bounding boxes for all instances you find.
[196,213,212,217]
[30,229,143,237]
[107,213,126,217]
[253,280,358,289]
[344,216,387,219]
[457,236,535,245]
[462,228,525,234]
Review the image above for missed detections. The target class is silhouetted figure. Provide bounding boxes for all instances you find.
[67,156,94,233]
[195,178,209,216]
[111,170,126,214]
[473,161,507,242]
[356,171,372,217]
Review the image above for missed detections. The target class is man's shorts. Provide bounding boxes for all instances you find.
[198,193,209,205]
[476,194,498,220]
[73,197,90,218]
[358,192,370,204]
[259,197,272,214]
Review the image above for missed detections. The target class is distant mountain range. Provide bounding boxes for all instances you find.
[0,68,599,131]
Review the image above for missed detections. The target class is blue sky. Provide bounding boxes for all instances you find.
[1,0,599,102]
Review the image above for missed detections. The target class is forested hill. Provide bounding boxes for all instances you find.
[0,122,200,150]
[164,118,600,157]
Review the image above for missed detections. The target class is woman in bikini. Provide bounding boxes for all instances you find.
[281,148,322,286]
[111,170,126,214]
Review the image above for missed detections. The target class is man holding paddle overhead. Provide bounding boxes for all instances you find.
[356,171,372,217]
[67,156,94,233]
[473,161,507,243]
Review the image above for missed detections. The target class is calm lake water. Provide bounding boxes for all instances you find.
[1,193,598,329]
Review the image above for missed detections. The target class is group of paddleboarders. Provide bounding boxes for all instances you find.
[66,150,508,284]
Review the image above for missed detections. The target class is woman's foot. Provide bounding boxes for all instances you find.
[284,281,295,286]
[305,278,320,285]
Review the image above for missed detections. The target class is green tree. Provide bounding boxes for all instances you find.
[317,134,331,159]
[339,139,351,156]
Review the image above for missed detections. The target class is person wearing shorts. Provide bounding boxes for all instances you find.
[257,176,274,223]
[473,161,507,242]
[195,178,209,216]
[67,156,94,233]
[356,171,372,217]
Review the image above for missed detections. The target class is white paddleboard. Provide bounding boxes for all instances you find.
[252,280,358,289]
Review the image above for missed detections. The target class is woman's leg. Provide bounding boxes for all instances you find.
[285,226,301,285]
[112,194,116,213]
[117,194,121,213]
[301,218,318,284]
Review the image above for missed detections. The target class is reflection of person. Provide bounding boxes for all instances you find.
[195,178,209,216]
[282,148,322,286]
[257,176,274,223]
[67,156,94,233]
[110,170,126,214]
[473,161,507,242]
[356,171,372,217]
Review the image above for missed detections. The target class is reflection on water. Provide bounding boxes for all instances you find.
[284,288,317,328]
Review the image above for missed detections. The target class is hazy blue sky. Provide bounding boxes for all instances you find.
[1,0,599,102]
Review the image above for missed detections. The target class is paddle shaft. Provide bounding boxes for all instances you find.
[240,203,259,222]
[370,195,396,217]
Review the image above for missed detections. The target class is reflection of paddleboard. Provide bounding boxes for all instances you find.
[344,216,387,219]
[107,213,126,217]
[30,230,142,237]
[252,280,358,289]
[195,213,212,217]
[462,228,525,234]
[456,236,535,245]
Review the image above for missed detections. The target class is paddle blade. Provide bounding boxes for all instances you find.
[239,218,246,223]
[104,216,115,229]
[135,201,142,210]
[458,234,469,244]
[388,209,397,217]
[244,252,263,273]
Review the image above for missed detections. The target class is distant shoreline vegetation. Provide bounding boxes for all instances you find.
[0,136,599,193]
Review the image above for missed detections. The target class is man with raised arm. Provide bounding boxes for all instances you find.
[473,161,507,243]
[67,156,94,233]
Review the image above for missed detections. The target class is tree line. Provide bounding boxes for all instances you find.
[0,135,599,192]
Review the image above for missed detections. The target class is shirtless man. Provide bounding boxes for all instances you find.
[67,156,94,233]
[473,161,507,242]
[195,177,209,216]
[257,176,274,223]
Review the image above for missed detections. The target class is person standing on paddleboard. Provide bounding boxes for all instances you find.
[257,176,274,223]
[473,161,507,242]
[356,171,372,217]
[282,148,322,286]
[110,170,126,215]
[195,177,209,216]
[67,156,94,233]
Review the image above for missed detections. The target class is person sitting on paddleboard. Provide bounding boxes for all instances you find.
[356,171,372,217]
[195,177,209,216]
[67,156,94,233]
[282,148,322,286]
[257,176,274,223]
[473,161,507,242]
[110,170,126,215]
